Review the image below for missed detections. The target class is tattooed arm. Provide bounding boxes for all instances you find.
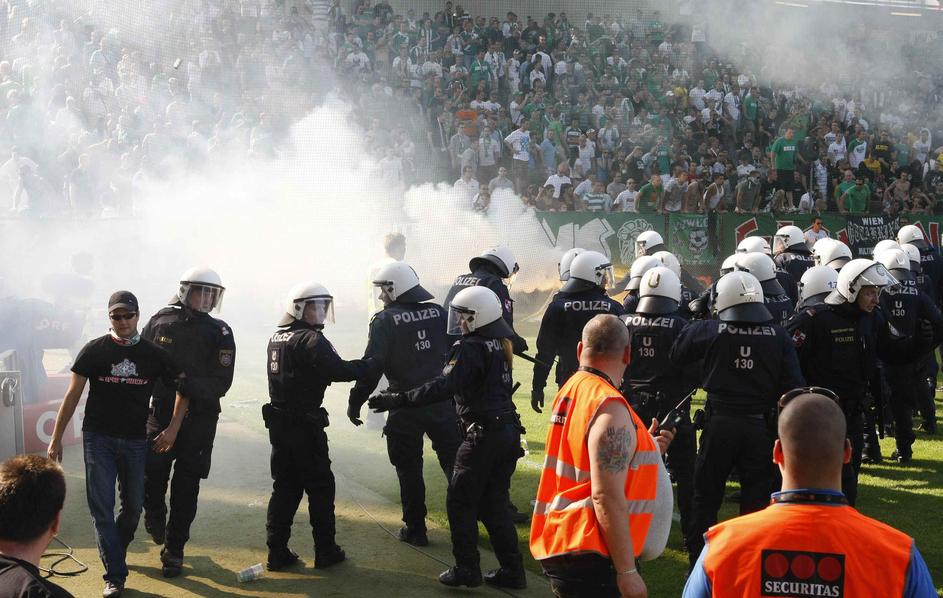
[588,399,647,598]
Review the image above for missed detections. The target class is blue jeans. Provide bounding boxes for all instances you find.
[83,431,147,583]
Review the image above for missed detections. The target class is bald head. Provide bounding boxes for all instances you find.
[581,315,629,358]
[777,394,848,488]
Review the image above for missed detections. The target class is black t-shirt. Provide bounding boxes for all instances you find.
[71,335,180,438]
[0,555,74,597]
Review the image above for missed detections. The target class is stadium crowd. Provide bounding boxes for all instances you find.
[3,0,943,218]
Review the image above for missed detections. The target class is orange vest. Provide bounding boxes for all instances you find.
[529,370,661,560]
[704,502,912,597]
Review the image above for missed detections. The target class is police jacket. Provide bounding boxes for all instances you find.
[622,312,696,401]
[622,291,639,314]
[774,247,814,288]
[670,319,804,415]
[879,273,943,339]
[765,292,796,328]
[532,287,623,391]
[349,300,449,408]
[403,334,514,418]
[776,270,799,306]
[267,320,373,414]
[144,305,235,419]
[917,244,943,304]
[443,266,526,352]
[785,302,928,404]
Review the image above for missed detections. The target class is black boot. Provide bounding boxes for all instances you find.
[160,548,183,578]
[314,545,346,569]
[438,566,483,587]
[267,548,300,571]
[484,567,527,589]
[397,526,428,547]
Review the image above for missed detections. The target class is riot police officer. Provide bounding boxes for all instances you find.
[621,255,661,313]
[653,250,698,319]
[622,266,697,549]
[786,259,934,504]
[773,225,814,290]
[876,250,943,462]
[557,247,584,282]
[734,252,795,327]
[142,267,235,578]
[797,265,839,310]
[633,230,703,295]
[670,271,805,567]
[737,236,799,306]
[902,242,933,296]
[530,251,623,413]
[812,238,852,270]
[443,246,527,354]
[347,263,461,547]
[369,287,526,590]
[264,282,375,570]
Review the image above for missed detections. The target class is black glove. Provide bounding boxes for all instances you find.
[368,391,405,413]
[919,319,934,343]
[512,335,528,354]
[531,387,544,413]
[347,400,363,426]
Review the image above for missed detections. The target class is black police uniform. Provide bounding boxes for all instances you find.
[761,277,796,328]
[443,261,527,354]
[142,304,235,562]
[775,269,799,307]
[622,305,697,544]
[671,308,804,566]
[879,271,943,460]
[264,319,373,564]
[774,245,814,291]
[348,291,461,540]
[371,318,525,587]
[915,243,943,433]
[786,300,931,505]
[532,283,623,407]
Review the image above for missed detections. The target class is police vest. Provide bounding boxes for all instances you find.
[704,501,911,598]
[530,370,661,560]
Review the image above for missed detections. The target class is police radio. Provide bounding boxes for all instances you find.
[657,392,695,433]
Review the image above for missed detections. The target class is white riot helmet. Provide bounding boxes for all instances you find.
[877,248,909,276]
[634,230,664,257]
[470,246,520,285]
[733,252,786,296]
[652,250,681,278]
[773,225,805,255]
[714,271,771,323]
[177,267,225,313]
[897,224,926,249]
[447,286,513,338]
[558,248,584,281]
[901,243,922,273]
[798,266,839,308]
[562,250,615,293]
[279,281,333,326]
[825,259,897,304]
[811,237,837,265]
[372,261,433,304]
[626,256,662,291]
[815,239,852,270]
[872,239,901,260]
[737,236,771,256]
[720,254,739,276]
[638,266,681,315]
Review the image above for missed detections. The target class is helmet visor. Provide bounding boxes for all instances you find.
[598,264,616,291]
[301,297,335,325]
[634,240,647,257]
[447,304,474,335]
[772,235,789,255]
[183,284,225,313]
[856,263,899,293]
[505,263,520,290]
[372,280,396,306]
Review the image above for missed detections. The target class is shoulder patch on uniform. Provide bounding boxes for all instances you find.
[219,349,234,367]
[791,330,806,347]
[221,326,230,336]
[156,335,173,344]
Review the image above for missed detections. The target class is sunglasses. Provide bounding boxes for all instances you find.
[778,386,840,414]
[109,313,138,321]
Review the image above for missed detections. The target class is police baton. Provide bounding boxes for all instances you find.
[515,352,555,370]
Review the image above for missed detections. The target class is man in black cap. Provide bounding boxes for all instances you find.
[47,291,188,598]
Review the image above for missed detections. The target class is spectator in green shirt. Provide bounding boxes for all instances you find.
[770,128,798,211]
[636,176,663,212]
[839,177,871,214]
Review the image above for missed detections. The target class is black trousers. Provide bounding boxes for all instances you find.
[144,411,218,554]
[687,414,774,565]
[919,351,938,428]
[841,411,864,507]
[887,364,918,457]
[265,418,336,552]
[541,553,620,598]
[384,402,461,530]
[447,422,522,570]
[631,395,695,540]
